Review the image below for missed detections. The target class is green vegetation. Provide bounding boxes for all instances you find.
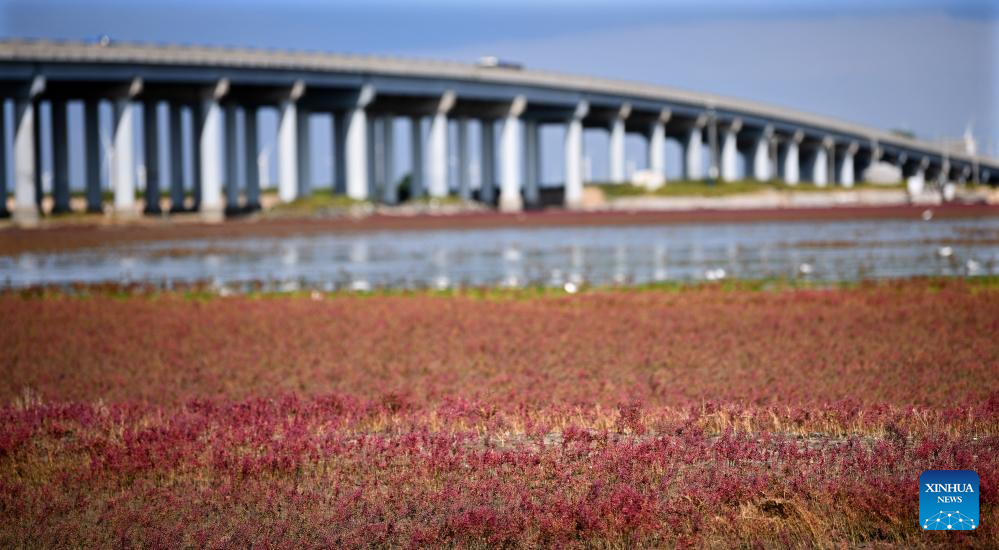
[68,189,196,201]
[588,179,905,198]
[405,195,469,206]
[268,188,367,213]
[13,276,999,303]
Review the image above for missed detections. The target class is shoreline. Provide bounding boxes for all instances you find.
[1,202,998,256]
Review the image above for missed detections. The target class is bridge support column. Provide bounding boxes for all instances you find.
[51,99,71,214]
[333,111,347,195]
[345,98,370,200]
[939,159,951,187]
[752,128,773,181]
[907,166,926,195]
[408,116,423,199]
[112,98,138,218]
[499,95,527,212]
[683,126,703,181]
[838,143,857,188]
[278,97,300,203]
[781,132,802,185]
[224,103,240,214]
[244,106,260,210]
[296,106,311,198]
[13,98,39,227]
[84,99,103,213]
[143,101,161,214]
[382,116,396,204]
[456,117,471,201]
[168,103,185,212]
[608,104,630,182]
[366,116,377,198]
[523,119,540,206]
[648,112,668,184]
[720,122,739,182]
[480,119,495,204]
[0,101,6,218]
[564,101,588,210]
[197,95,224,221]
[811,145,829,187]
[189,103,202,210]
[427,91,455,198]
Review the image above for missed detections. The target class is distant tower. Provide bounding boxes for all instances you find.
[963,123,977,156]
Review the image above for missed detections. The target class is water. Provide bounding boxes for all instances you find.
[2,216,997,291]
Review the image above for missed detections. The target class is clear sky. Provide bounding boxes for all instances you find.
[1,0,996,187]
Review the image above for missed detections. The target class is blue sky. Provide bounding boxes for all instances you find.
[3,0,996,151]
[1,0,996,187]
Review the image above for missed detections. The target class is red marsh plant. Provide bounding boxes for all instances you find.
[1,279,997,547]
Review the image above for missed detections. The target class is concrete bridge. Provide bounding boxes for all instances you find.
[1,39,996,226]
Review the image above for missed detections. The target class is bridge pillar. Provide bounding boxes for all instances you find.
[837,142,857,187]
[197,99,223,219]
[608,104,630,182]
[0,101,6,218]
[683,126,703,181]
[168,103,185,212]
[197,80,228,221]
[112,97,138,218]
[811,143,829,187]
[296,106,311,198]
[427,91,455,198]
[907,164,926,195]
[332,111,347,195]
[480,119,496,205]
[244,106,260,210]
[752,126,774,181]
[366,116,377,198]
[277,102,297,202]
[345,94,372,200]
[720,120,740,182]
[456,117,471,201]
[143,101,162,214]
[83,100,103,213]
[499,95,527,212]
[647,109,669,183]
[224,103,240,214]
[189,103,202,210]
[564,101,588,210]
[51,99,71,214]
[408,115,424,199]
[382,116,396,204]
[523,119,540,206]
[278,101,299,202]
[780,131,802,185]
[277,81,305,203]
[13,96,39,227]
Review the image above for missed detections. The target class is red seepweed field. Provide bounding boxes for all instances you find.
[2,279,998,547]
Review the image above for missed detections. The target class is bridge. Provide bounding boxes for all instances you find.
[1,38,996,226]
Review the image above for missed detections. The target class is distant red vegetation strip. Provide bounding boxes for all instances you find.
[2,280,998,546]
[1,202,996,256]
[2,280,998,407]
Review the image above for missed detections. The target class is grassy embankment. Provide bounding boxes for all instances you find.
[589,179,907,198]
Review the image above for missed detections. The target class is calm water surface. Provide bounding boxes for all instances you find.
[3,216,998,291]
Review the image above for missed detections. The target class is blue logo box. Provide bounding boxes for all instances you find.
[920,470,979,531]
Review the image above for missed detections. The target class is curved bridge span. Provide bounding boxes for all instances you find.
[1,39,996,224]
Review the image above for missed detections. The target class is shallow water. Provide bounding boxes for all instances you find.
[2,216,998,290]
